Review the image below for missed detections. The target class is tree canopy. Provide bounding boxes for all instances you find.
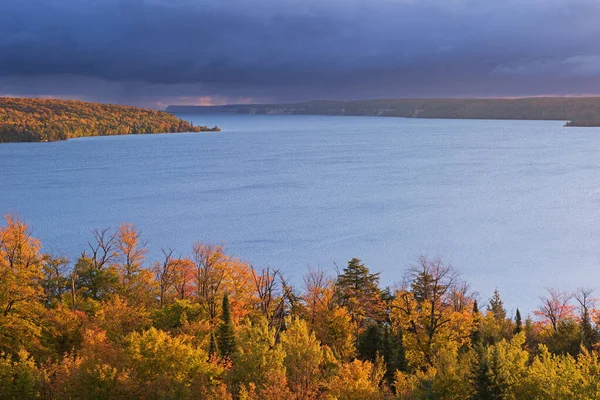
[0,97,220,143]
[2,214,600,399]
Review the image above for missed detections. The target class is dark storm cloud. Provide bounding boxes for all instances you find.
[2,0,600,105]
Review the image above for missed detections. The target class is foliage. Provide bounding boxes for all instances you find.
[335,258,386,334]
[230,318,287,394]
[217,294,237,358]
[280,317,324,397]
[168,97,600,126]
[327,357,386,400]
[0,350,44,399]
[3,215,600,399]
[0,97,220,143]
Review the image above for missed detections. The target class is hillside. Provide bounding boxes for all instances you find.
[0,97,220,143]
[168,97,600,125]
[3,215,600,398]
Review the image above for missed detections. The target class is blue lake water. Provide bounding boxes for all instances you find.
[1,115,600,312]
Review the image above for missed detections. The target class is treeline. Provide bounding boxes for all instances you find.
[2,215,600,399]
[564,120,600,127]
[168,97,600,125]
[0,97,220,143]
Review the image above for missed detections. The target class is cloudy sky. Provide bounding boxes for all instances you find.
[2,0,600,108]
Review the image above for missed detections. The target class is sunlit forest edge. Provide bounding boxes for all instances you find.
[0,97,220,143]
[1,214,599,399]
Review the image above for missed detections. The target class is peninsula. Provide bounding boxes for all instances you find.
[168,97,600,126]
[0,97,220,143]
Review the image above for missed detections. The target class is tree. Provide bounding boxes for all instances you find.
[72,252,119,304]
[280,318,323,397]
[41,255,70,308]
[192,243,229,321]
[230,318,287,395]
[534,288,575,332]
[217,294,236,358]
[334,258,385,339]
[0,215,45,355]
[391,257,473,369]
[93,295,151,342]
[327,358,386,400]
[380,325,406,383]
[172,257,195,300]
[115,223,155,306]
[0,350,44,399]
[86,227,118,270]
[479,290,515,345]
[484,333,529,399]
[487,289,506,321]
[514,309,522,334]
[324,306,357,361]
[471,300,482,346]
[574,287,598,351]
[358,324,382,362]
[153,248,177,308]
[208,332,218,358]
[302,266,332,326]
[124,328,228,399]
[250,265,289,336]
[0,215,43,316]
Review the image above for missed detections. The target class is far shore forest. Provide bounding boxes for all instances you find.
[0,97,219,143]
[168,97,600,126]
[2,215,600,399]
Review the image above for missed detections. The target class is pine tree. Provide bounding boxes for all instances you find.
[514,308,522,334]
[334,258,385,330]
[410,270,436,303]
[381,326,406,383]
[471,345,492,400]
[357,324,382,361]
[487,289,506,321]
[217,293,236,357]
[471,299,482,346]
[208,331,218,358]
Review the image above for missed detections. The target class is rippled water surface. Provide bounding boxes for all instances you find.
[2,115,599,311]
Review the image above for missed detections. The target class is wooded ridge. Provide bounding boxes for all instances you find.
[168,97,600,126]
[0,97,219,143]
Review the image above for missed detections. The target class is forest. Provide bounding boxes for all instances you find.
[2,214,600,399]
[168,97,600,126]
[0,97,219,143]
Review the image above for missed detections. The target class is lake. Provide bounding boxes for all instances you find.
[1,115,599,313]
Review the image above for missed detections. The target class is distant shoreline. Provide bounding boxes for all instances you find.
[167,97,600,127]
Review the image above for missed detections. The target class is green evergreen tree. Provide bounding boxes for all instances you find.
[581,317,596,351]
[357,324,382,361]
[471,345,492,400]
[487,289,506,321]
[208,331,218,358]
[381,326,406,383]
[334,258,385,331]
[410,270,436,303]
[217,293,236,357]
[514,308,522,334]
[471,299,482,346]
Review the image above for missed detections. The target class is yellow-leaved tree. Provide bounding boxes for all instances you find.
[390,257,474,370]
[0,215,45,355]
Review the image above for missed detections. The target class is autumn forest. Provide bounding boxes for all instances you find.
[1,215,600,399]
[0,98,219,143]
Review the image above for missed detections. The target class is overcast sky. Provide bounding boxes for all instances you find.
[2,0,600,108]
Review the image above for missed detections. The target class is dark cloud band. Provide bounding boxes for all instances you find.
[1,0,600,106]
